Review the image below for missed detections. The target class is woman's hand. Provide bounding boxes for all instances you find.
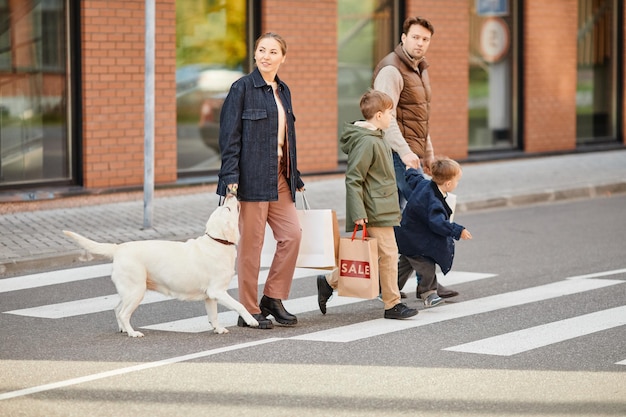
[354,218,367,226]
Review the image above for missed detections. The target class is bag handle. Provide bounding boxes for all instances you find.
[298,190,311,210]
[350,223,368,241]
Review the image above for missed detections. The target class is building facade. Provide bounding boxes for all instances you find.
[0,0,623,197]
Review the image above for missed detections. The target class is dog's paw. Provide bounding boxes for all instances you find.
[127,330,144,337]
[213,327,229,334]
[248,318,259,327]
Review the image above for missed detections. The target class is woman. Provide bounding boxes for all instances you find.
[217,32,304,330]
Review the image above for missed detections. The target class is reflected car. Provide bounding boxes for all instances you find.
[176,65,244,153]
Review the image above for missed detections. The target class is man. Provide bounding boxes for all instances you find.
[372,16,459,299]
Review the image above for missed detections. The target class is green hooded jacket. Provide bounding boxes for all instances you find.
[340,121,401,232]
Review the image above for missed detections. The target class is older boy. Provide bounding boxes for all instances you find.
[317,90,417,319]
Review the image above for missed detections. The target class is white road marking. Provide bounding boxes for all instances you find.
[291,278,624,343]
[566,268,626,280]
[1,269,623,402]
[616,360,626,366]
[3,269,497,321]
[141,294,367,332]
[3,267,333,318]
[0,263,113,293]
[443,305,626,356]
[5,291,170,318]
[142,272,496,332]
[0,338,281,401]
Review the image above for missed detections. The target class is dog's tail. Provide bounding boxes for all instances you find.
[63,230,118,258]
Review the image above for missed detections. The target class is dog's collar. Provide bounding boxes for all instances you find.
[206,233,235,246]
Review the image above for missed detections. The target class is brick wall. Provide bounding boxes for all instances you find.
[80,0,177,189]
[523,0,577,153]
[75,0,623,192]
[261,0,339,173]
[407,1,470,160]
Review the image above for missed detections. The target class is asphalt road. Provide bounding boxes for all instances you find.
[1,195,625,416]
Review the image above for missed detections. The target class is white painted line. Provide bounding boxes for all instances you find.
[444,305,626,356]
[0,263,113,293]
[142,271,497,333]
[435,271,497,286]
[566,268,626,280]
[1,267,324,318]
[291,278,624,343]
[4,291,171,318]
[142,294,367,333]
[0,338,282,401]
[616,360,626,366]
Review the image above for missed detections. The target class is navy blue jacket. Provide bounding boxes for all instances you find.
[394,168,465,274]
[217,68,304,202]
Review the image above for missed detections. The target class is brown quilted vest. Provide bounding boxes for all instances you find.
[373,43,431,157]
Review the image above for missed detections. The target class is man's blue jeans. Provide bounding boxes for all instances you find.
[393,151,412,210]
[393,151,420,290]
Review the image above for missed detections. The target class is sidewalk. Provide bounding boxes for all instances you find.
[1,149,625,276]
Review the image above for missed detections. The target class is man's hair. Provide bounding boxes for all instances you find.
[360,89,393,120]
[403,16,435,36]
[430,157,461,185]
[255,32,287,55]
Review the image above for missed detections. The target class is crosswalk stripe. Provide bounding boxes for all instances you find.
[431,271,497,286]
[0,264,113,293]
[3,269,497,320]
[141,271,497,333]
[2,267,331,318]
[141,294,366,332]
[566,268,626,280]
[443,305,626,356]
[5,291,170,318]
[290,278,624,343]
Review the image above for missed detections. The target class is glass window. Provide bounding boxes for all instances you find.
[175,0,249,175]
[0,0,71,187]
[576,0,618,143]
[337,0,399,159]
[468,0,518,151]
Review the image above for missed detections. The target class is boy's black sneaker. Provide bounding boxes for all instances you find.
[384,303,418,319]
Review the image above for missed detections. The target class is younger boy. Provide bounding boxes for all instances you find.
[317,90,417,319]
[395,157,472,307]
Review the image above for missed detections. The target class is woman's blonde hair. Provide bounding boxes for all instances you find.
[430,157,461,185]
[254,32,287,55]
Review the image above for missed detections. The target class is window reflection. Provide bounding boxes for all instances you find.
[468,1,517,151]
[576,0,617,143]
[337,0,397,160]
[175,0,247,174]
[0,0,70,187]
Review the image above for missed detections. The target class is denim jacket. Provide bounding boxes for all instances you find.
[217,67,304,202]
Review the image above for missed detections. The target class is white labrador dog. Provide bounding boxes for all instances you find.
[63,195,258,337]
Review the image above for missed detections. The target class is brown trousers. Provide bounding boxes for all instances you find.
[237,174,301,314]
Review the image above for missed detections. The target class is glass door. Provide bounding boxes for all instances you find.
[175,0,250,175]
[468,0,519,151]
[337,0,400,159]
[0,0,71,187]
[576,0,619,143]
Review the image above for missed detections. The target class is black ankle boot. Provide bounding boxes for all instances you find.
[237,313,273,329]
[259,295,297,325]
